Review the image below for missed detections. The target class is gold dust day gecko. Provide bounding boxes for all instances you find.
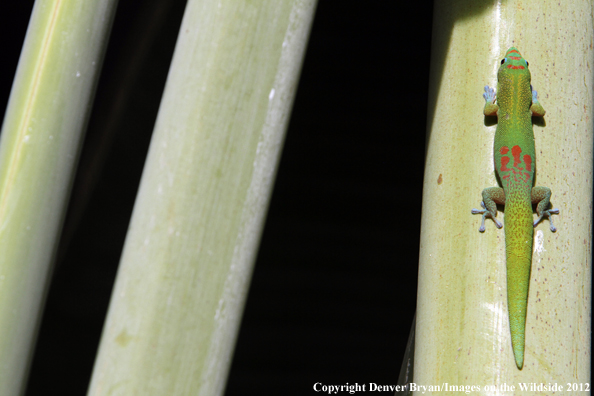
[471,47,559,370]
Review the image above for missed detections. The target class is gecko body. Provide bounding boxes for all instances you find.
[471,47,558,370]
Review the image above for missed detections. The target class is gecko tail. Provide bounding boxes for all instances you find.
[513,342,524,370]
[504,205,532,371]
[509,269,527,370]
[507,250,530,371]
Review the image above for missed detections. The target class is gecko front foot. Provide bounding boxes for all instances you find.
[531,85,539,102]
[530,85,546,116]
[471,201,503,232]
[483,85,496,103]
[533,208,560,232]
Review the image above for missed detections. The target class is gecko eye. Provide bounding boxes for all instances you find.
[526,60,529,67]
[500,58,505,65]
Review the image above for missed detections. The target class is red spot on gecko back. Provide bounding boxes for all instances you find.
[499,146,509,155]
[511,146,523,169]
[506,65,526,70]
[500,156,511,172]
[523,154,532,171]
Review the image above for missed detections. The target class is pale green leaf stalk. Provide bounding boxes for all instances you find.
[0,1,117,394]
[415,0,592,384]
[87,0,317,395]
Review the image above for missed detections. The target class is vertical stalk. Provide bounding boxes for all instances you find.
[0,1,117,394]
[416,0,592,383]
[87,0,317,394]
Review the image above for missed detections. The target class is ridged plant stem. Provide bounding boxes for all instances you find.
[87,0,317,394]
[0,1,117,394]
[415,0,591,382]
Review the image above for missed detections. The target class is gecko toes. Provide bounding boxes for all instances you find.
[472,201,502,231]
[533,208,559,232]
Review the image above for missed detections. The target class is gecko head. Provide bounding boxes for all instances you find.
[498,47,531,79]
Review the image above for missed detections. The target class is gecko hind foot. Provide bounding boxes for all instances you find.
[471,201,503,232]
[533,208,560,232]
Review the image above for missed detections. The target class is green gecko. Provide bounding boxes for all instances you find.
[471,47,559,370]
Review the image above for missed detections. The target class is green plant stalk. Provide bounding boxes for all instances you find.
[416,0,591,381]
[0,1,117,394]
[87,0,317,394]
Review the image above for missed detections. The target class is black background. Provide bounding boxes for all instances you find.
[1,1,431,395]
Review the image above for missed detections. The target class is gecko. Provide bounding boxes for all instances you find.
[471,47,558,370]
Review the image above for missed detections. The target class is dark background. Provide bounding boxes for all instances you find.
[1,1,431,395]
